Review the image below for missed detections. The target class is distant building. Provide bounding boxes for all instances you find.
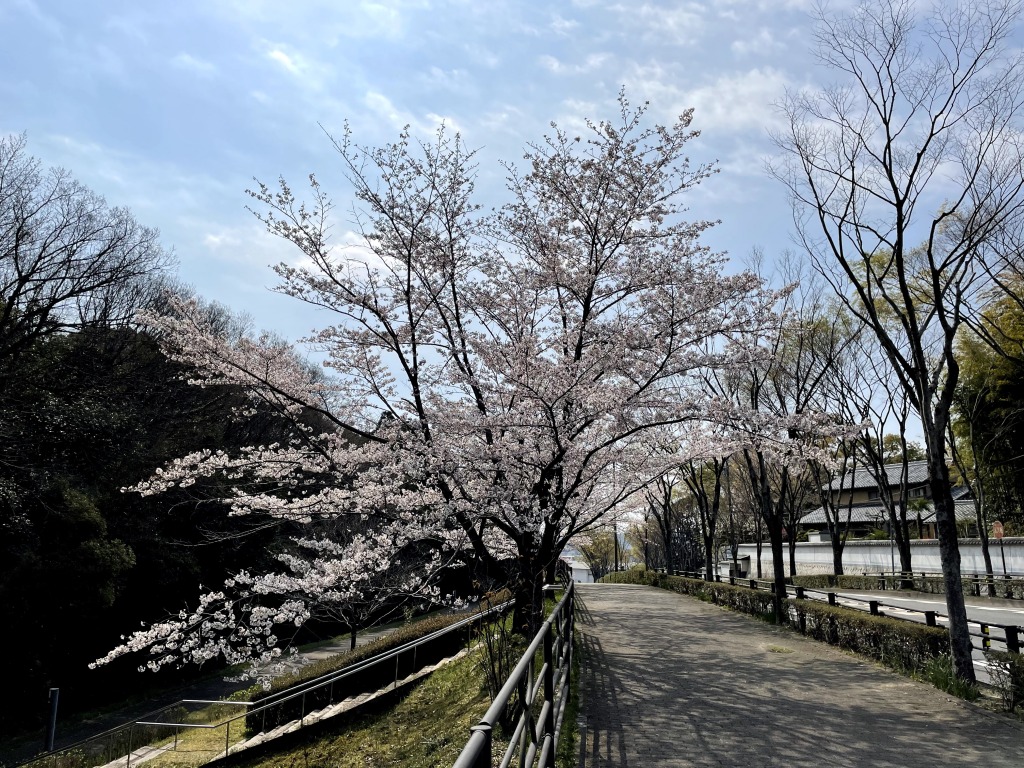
[798,460,975,539]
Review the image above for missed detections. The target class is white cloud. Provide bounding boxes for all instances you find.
[538,52,611,75]
[609,1,707,46]
[267,48,301,75]
[172,52,217,77]
[5,0,62,38]
[551,14,579,34]
[682,67,790,134]
[364,91,461,137]
[731,28,784,57]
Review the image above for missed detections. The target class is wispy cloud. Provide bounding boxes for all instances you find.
[538,52,611,75]
[683,68,790,134]
[172,52,218,77]
[731,28,784,57]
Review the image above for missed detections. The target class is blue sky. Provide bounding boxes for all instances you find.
[1,0,830,342]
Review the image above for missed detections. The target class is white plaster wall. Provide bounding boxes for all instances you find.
[733,538,1024,577]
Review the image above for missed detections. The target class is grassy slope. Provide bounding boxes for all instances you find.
[232,647,492,768]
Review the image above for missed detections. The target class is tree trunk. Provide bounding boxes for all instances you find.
[975,507,996,597]
[511,552,546,637]
[755,514,763,579]
[832,540,844,576]
[766,511,787,623]
[787,530,797,577]
[891,500,913,589]
[925,443,976,684]
[350,628,357,651]
[897,537,913,590]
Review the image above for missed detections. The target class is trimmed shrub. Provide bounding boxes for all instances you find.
[790,601,948,674]
[792,574,897,591]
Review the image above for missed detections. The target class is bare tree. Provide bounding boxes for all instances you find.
[0,134,172,382]
[771,0,1024,682]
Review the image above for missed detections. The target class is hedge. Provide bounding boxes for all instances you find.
[601,569,949,676]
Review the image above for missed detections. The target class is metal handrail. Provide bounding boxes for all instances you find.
[452,582,575,768]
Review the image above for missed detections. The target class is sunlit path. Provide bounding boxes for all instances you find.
[578,583,1023,768]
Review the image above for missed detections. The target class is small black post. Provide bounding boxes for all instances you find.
[869,600,880,616]
[45,688,59,752]
[749,579,757,590]
[1003,626,1020,654]
[924,611,936,627]
[827,592,836,606]
[795,586,805,600]
[729,574,735,586]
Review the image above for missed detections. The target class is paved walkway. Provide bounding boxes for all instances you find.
[578,583,1024,768]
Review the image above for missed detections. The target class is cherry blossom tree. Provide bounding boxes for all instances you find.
[97,96,785,675]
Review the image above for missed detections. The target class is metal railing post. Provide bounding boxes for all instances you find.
[827,592,836,606]
[795,586,805,600]
[869,601,880,616]
[470,724,492,768]
[1003,626,1020,654]
[543,622,555,767]
[924,611,937,627]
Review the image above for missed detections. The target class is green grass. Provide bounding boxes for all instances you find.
[920,655,981,701]
[232,647,493,768]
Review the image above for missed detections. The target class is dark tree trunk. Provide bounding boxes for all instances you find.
[511,541,549,637]
[755,515,763,579]
[925,441,975,684]
[832,541,844,576]
[703,527,715,581]
[976,508,996,597]
[350,628,357,651]
[787,527,797,577]
[767,511,787,623]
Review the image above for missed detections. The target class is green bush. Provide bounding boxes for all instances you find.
[791,574,898,591]
[985,650,1024,712]
[791,601,948,675]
